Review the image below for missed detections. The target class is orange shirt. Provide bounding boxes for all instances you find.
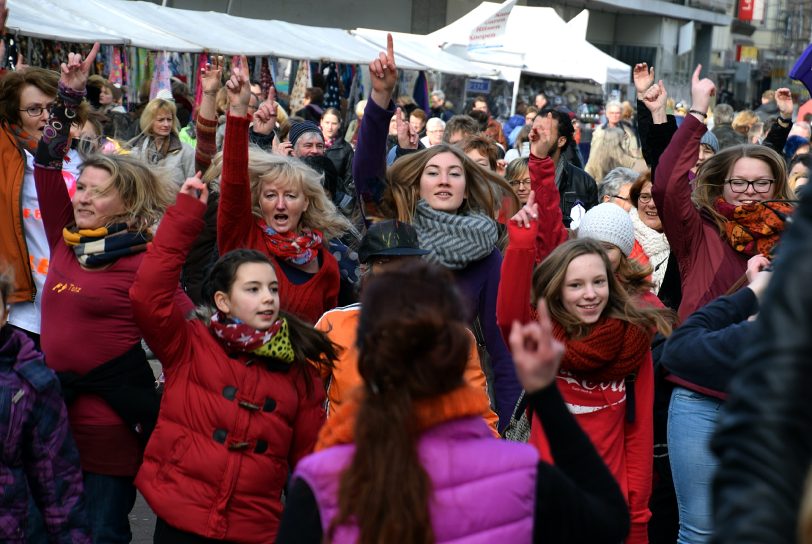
[316,304,500,436]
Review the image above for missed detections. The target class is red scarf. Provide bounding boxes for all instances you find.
[256,219,323,265]
[713,197,792,257]
[208,312,293,362]
[552,318,651,383]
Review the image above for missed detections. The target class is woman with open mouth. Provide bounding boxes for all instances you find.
[217,56,352,325]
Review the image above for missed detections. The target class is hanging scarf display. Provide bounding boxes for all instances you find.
[150,51,172,100]
[713,197,793,257]
[257,220,323,266]
[260,57,273,102]
[316,384,490,451]
[553,318,652,383]
[209,313,294,362]
[412,199,498,270]
[323,63,341,110]
[288,60,311,114]
[109,47,124,86]
[63,223,152,267]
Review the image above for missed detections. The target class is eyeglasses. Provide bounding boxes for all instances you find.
[726,178,774,194]
[609,194,629,201]
[638,193,653,204]
[509,178,532,188]
[19,104,54,117]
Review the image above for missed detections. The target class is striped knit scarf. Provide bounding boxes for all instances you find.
[6,123,39,155]
[63,223,152,267]
[412,199,498,270]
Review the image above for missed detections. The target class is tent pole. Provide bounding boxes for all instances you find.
[226,0,234,14]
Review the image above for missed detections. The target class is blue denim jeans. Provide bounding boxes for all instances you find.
[667,386,723,544]
[83,472,137,543]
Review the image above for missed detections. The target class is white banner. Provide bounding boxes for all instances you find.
[468,0,517,51]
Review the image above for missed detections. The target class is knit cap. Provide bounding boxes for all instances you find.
[288,121,323,148]
[576,202,635,256]
[700,130,719,153]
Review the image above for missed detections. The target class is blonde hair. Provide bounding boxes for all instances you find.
[204,148,351,239]
[692,144,794,233]
[383,143,519,222]
[732,110,759,135]
[79,154,176,232]
[139,98,179,136]
[586,128,635,182]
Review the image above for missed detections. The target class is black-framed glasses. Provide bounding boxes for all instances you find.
[19,104,54,117]
[638,193,653,204]
[509,178,532,188]
[609,194,629,201]
[726,178,774,194]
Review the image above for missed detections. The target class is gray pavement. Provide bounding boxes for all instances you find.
[130,493,156,543]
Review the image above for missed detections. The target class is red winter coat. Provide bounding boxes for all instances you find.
[131,194,326,543]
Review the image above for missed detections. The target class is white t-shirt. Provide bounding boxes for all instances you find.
[8,149,80,334]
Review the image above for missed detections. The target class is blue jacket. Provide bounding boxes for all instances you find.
[660,287,758,399]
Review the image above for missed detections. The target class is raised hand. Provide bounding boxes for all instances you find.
[14,52,28,73]
[633,63,655,98]
[179,171,208,204]
[201,55,223,94]
[226,55,251,117]
[60,42,100,92]
[642,80,668,124]
[509,300,565,394]
[510,190,538,229]
[395,107,418,149]
[253,100,277,136]
[690,64,716,117]
[369,33,397,109]
[775,87,794,118]
[529,112,556,158]
[273,137,293,157]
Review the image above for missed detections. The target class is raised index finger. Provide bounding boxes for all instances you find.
[692,64,702,84]
[386,33,395,65]
[82,42,101,71]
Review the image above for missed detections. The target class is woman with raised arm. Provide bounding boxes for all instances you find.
[351,35,522,430]
[130,173,337,543]
[217,57,351,324]
[33,44,183,541]
[654,65,795,320]
[277,260,630,544]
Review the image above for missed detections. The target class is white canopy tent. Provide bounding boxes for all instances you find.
[5,0,496,75]
[428,2,631,86]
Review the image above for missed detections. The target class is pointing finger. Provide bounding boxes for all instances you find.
[386,33,394,65]
[82,42,100,71]
[692,64,702,84]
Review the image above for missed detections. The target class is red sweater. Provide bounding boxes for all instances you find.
[217,114,339,324]
[653,115,747,320]
[497,154,652,543]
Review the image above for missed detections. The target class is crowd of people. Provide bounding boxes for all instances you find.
[2,0,812,540]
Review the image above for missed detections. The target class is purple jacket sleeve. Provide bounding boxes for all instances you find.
[351,97,395,224]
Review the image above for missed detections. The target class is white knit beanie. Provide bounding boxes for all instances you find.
[576,203,635,256]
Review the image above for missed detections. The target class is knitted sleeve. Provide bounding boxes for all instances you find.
[194,114,218,172]
[351,97,395,224]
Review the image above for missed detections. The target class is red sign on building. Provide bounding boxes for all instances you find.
[739,0,755,21]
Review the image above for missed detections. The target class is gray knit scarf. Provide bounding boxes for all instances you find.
[412,199,498,270]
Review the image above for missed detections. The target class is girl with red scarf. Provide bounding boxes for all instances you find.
[217,57,352,324]
[653,65,795,321]
[130,174,338,543]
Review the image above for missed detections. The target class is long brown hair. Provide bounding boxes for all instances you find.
[532,238,673,338]
[383,143,519,222]
[693,144,794,232]
[331,261,471,544]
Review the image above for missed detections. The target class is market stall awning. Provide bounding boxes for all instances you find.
[6,0,125,44]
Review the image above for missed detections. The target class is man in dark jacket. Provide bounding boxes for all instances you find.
[711,104,745,150]
[710,185,812,544]
[533,108,598,227]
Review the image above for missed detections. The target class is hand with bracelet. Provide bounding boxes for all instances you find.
[775,88,794,124]
[689,64,716,122]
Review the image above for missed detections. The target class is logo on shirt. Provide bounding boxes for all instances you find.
[51,282,82,294]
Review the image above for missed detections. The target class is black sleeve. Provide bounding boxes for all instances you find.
[710,187,812,544]
[530,385,630,544]
[248,127,275,151]
[660,288,759,393]
[645,116,678,180]
[181,191,220,306]
[762,118,791,154]
[637,100,654,167]
[276,478,323,543]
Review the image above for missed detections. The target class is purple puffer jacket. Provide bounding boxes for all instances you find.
[293,416,538,543]
[0,326,90,543]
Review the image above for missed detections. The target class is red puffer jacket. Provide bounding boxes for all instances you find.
[130,194,326,543]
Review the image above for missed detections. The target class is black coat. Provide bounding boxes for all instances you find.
[558,162,598,228]
[710,187,812,544]
[325,138,354,197]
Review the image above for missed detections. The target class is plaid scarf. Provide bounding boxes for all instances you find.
[257,220,323,265]
[6,122,39,155]
[412,199,498,270]
[553,317,651,383]
[713,197,793,257]
[62,223,152,267]
[209,314,294,363]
